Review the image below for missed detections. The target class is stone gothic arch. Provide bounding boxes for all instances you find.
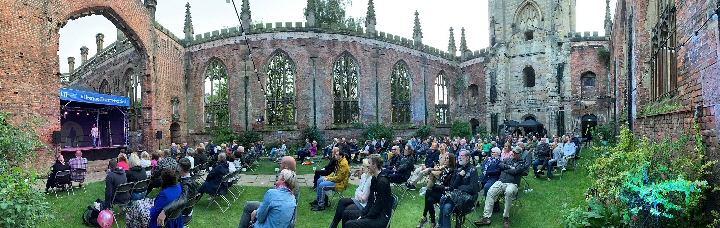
[514,0,543,32]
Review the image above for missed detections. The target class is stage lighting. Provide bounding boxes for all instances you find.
[76,112,80,115]
[86,113,90,116]
[64,111,68,115]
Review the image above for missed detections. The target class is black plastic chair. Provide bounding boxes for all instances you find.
[205,173,233,213]
[183,193,203,227]
[385,194,399,228]
[132,179,151,198]
[52,170,73,198]
[112,182,135,211]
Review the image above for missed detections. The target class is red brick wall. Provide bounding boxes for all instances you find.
[569,41,611,121]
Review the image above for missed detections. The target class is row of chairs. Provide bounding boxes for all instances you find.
[203,169,245,213]
[47,168,87,198]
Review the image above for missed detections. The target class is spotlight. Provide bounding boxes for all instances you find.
[76,112,80,115]
[86,113,90,116]
[64,111,68,115]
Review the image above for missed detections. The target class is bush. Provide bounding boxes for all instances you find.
[363,124,394,142]
[302,125,325,147]
[0,112,54,227]
[239,130,262,147]
[563,124,714,227]
[450,120,472,139]
[591,122,617,146]
[413,125,434,139]
[211,126,240,145]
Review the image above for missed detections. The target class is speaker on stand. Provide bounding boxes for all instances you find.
[156,131,162,150]
[52,131,61,158]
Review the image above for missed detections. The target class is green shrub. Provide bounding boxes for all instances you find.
[239,130,262,147]
[363,124,394,142]
[413,125,434,139]
[211,126,240,145]
[0,112,53,227]
[450,120,472,139]
[303,125,325,147]
[563,124,714,227]
[591,122,617,146]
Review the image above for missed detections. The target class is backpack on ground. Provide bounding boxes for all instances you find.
[81,199,104,227]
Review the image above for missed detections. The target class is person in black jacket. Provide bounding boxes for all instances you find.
[312,155,338,190]
[382,145,415,183]
[197,153,230,201]
[126,153,148,200]
[407,143,440,190]
[45,155,71,193]
[105,159,129,209]
[382,146,402,170]
[341,154,393,228]
[417,152,456,228]
[474,147,528,228]
[532,137,553,180]
[438,150,479,228]
[156,158,200,225]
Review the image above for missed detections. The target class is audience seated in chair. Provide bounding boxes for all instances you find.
[126,153,149,200]
[532,137,553,181]
[330,156,377,228]
[311,148,350,211]
[406,143,440,190]
[480,147,503,212]
[417,152,456,228]
[313,154,338,190]
[239,156,299,228]
[340,156,392,228]
[197,153,230,201]
[149,169,184,228]
[438,150,479,228]
[68,151,88,187]
[247,169,298,228]
[474,147,528,228]
[117,153,130,171]
[155,158,200,227]
[105,159,129,209]
[148,150,179,194]
[297,138,312,161]
[381,145,415,184]
[45,155,71,193]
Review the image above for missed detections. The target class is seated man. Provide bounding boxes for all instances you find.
[313,154,338,190]
[406,143,439,190]
[148,150,179,193]
[561,136,577,171]
[382,146,401,171]
[68,150,88,187]
[311,148,350,211]
[197,153,230,201]
[105,159,129,209]
[381,145,415,184]
[438,150,479,228]
[474,147,528,228]
[239,156,299,228]
[532,137,553,181]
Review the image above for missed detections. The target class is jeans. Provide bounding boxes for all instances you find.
[316,177,336,206]
[532,158,553,178]
[92,137,98,147]
[439,195,454,228]
[238,201,261,228]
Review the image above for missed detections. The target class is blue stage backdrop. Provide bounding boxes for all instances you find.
[60,88,130,107]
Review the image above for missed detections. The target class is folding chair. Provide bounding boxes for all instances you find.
[205,173,232,213]
[559,155,577,180]
[224,170,243,201]
[112,182,135,212]
[72,168,87,193]
[51,170,73,198]
[391,181,416,201]
[453,195,479,228]
[132,179,151,199]
[385,194,399,228]
[183,193,203,227]
[229,171,246,198]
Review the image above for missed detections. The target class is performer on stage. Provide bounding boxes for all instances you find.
[91,124,99,148]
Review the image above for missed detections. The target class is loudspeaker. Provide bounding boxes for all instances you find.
[52,131,61,144]
[156,131,163,139]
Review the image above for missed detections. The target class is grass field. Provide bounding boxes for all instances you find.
[39,149,596,228]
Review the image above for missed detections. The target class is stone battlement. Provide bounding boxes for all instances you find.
[568,31,607,41]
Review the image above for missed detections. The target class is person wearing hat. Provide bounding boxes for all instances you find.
[474,146,528,228]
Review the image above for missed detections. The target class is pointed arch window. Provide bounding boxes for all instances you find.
[204,59,229,128]
[651,2,677,100]
[126,69,142,131]
[266,51,296,126]
[391,61,411,124]
[333,53,359,124]
[99,79,110,94]
[435,73,449,124]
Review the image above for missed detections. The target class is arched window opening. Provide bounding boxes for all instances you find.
[333,53,359,124]
[524,30,534,41]
[435,73,448,124]
[99,79,110,94]
[265,52,296,126]
[204,59,229,128]
[391,61,411,124]
[582,72,596,87]
[523,66,535,87]
[126,69,142,131]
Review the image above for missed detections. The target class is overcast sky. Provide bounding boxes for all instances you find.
[58,0,616,73]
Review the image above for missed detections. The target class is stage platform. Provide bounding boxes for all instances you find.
[60,146,126,161]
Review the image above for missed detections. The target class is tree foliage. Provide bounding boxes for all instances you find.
[450,120,472,139]
[307,0,365,27]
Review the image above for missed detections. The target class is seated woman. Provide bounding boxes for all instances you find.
[417,153,456,228]
[248,169,298,228]
[341,154,393,228]
[45,155,71,193]
[310,141,318,157]
[126,153,148,201]
[197,153,230,201]
[150,168,183,228]
[311,148,350,211]
[330,156,376,228]
[118,153,130,171]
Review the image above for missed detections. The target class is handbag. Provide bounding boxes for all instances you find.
[447,189,474,214]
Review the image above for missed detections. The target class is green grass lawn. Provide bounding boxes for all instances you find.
[242,158,331,175]
[39,149,596,228]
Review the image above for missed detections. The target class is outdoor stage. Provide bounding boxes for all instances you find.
[60,146,126,161]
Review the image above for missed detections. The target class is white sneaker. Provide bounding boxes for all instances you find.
[561,167,566,171]
[419,187,427,196]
